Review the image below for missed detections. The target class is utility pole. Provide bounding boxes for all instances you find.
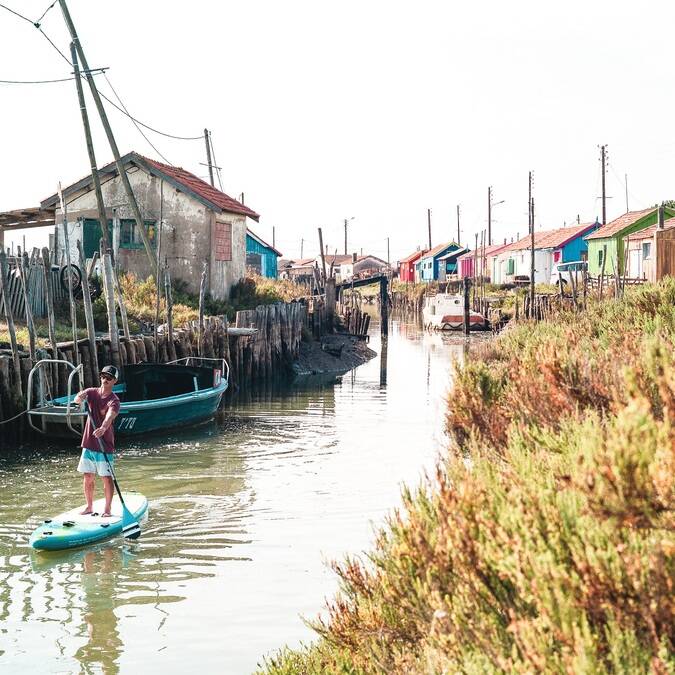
[427,208,432,250]
[386,237,390,266]
[204,129,214,187]
[529,171,535,317]
[300,238,304,258]
[344,218,348,255]
[456,204,460,245]
[59,0,157,275]
[625,173,629,213]
[600,144,607,225]
[70,42,110,248]
[487,186,492,246]
[272,226,275,249]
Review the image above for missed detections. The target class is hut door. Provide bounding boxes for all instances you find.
[629,249,641,278]
[82,218,113,258]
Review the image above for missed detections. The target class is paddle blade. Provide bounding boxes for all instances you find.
[121,506,141,540]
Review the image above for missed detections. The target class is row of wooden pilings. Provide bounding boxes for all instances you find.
[0,301,312,441]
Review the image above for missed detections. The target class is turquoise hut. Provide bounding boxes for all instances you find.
[246,229,282,278]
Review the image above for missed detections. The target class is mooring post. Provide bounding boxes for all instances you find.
[463,276,471,336]
[379,277,389,337]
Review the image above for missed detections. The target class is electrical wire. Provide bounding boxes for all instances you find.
[0,2,34,25]
[0,75,75,84]
[37,25,72,65]
[36,0,57,25]
[3,4,203,143]
[102,72,173,165]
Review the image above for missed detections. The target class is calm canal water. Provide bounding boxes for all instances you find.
[0,319,470,673]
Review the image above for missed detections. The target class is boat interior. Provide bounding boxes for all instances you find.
[116,363,218,402]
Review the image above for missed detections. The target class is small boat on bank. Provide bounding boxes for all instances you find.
[422,294,489,331]
[26,357,228,438]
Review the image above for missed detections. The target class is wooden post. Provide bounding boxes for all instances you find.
[17,252,36,362]
[164,262,177,362]
[318,227,327,286]
[599,246,607,300]
[57,183,80,366]
[41,247,59,393]
[59,3,157,275]
[462,276,471,336]
[77,240,99,378]
[113,269,131,340]
[101,251,122,372]
[0,250,23,399]
[198,261,208,357]
[379,277,389,337]
[154,181,164,362]
[325,277,336,332]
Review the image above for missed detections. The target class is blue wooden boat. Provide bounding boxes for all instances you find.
[27,357,228,438]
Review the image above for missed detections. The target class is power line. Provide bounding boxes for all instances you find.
[0,2,34,25]
[1,3,204,143]
[102,72,173,165]
[0,75,76,84]
[36,0,58,25]
[37,25,72,65]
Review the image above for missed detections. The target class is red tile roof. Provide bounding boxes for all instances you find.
[141,155,260,221]
[399,249,427,264]
[535,222,598,249]
[455,242,510,261]
[625,216,675,240]
[585,208,655,240]
[41,151,260,221]
[499,228,558,253]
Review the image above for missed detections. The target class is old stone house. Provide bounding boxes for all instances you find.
[42,151,260,299]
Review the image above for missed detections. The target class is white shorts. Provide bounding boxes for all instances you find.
[77,448,114,477]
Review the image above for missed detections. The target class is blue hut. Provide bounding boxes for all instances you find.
[418,241,462,282]
[246,229,282,278]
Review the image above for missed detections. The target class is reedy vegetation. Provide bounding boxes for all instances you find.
[261,279,675,674]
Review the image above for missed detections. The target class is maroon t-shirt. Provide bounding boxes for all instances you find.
[80,387,120,454]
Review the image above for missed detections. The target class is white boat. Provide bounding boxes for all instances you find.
[422,294,489,331]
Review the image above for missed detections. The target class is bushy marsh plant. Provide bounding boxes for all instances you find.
[260,280,675,674]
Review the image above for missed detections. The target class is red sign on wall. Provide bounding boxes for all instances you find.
[215,222,232,261]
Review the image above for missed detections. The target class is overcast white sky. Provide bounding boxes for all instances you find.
[1,0,673,262]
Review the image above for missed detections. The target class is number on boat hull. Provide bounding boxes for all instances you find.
[117,417,137,431]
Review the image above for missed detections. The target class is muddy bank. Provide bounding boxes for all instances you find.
[292,334,376,376]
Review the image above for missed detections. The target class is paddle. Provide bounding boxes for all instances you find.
[86,407,141,540]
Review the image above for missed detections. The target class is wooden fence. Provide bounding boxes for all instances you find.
[0,301,308,440]
[0,251,65,320]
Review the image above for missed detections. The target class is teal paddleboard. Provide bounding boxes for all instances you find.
[29,493,148,551]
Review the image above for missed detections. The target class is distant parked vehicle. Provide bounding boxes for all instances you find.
[550,260,587,286]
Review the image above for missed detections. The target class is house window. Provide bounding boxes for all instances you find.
[506,258,515,275]
[215,222,232,261]
[642,242,652,259]
[598,248,604,267]
[553,250,561,263]
[119,219,156,249]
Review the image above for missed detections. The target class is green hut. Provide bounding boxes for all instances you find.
[585,207,675,276]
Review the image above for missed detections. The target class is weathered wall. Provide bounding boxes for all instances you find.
[54,168,246,297]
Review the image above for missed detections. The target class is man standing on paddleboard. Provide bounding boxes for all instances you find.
[73,365,121,517]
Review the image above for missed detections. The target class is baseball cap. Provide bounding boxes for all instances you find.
[100,365,119,380]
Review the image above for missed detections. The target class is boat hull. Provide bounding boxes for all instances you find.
[113,381,227,435]
[422,293,489,331]
[49,380,228,437]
